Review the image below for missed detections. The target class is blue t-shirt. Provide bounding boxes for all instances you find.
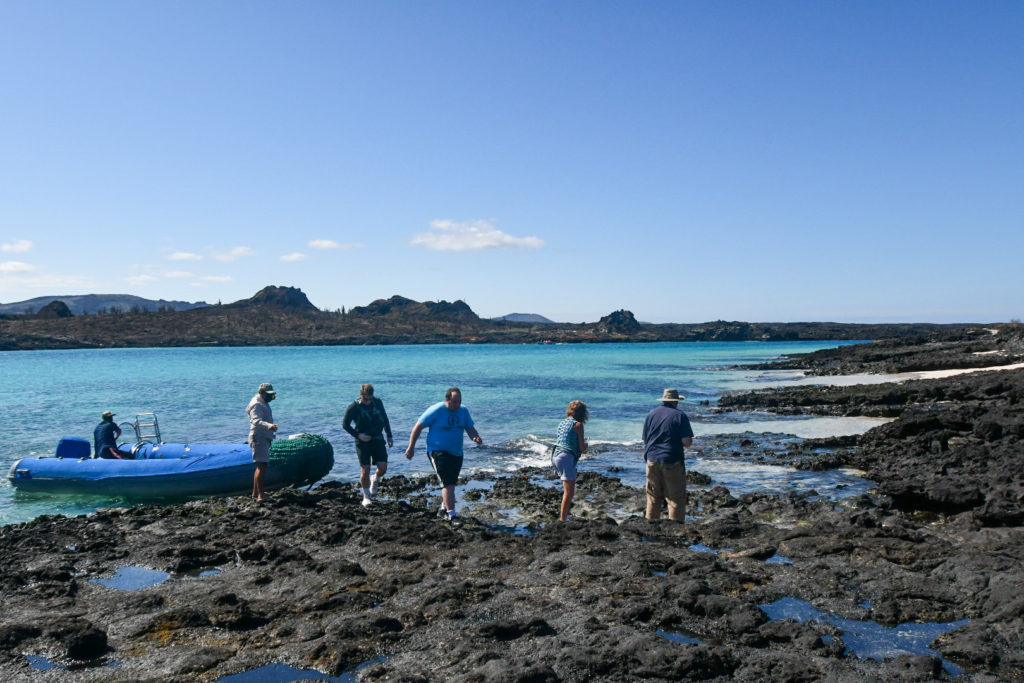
[642,405,694,465]
[418,402,475,457]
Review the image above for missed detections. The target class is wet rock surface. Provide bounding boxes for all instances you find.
[723,328,1024,528]
[3,329,1024,681]
[2,479,1020,681]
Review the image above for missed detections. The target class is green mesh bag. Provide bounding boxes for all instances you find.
[269,433,334,487]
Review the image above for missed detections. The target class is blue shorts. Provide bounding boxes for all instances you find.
[551,450,578,481]
[427,450,463,487]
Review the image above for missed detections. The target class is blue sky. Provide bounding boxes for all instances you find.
[1,1,1021,323]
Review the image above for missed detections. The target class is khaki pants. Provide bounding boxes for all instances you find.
[646,461,686,521]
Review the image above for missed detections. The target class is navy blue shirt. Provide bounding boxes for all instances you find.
[93,420,121,457]
[642,405,694,465]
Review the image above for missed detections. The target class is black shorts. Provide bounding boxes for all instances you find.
[427,450,463,487]
[356,439,388,467]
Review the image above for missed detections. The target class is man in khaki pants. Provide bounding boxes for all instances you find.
[642,389,694,521]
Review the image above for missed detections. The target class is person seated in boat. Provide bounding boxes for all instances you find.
[93,411,132,459]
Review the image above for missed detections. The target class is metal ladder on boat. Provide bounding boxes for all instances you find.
[130,413,162,444]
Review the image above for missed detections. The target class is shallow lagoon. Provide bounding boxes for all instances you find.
[1,341,874,525]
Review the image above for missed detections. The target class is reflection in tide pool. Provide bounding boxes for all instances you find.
[216,656,386,682]
[656,629,702,645]
[26,654,62,670]
[759,597,968,676]
[90,566,170,591]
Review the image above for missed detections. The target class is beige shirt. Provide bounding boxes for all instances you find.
[247,394,276,442]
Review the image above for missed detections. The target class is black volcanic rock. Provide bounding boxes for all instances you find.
[226,286,318,312]
[721,328,1024,524]
[746,326,1024,375]
[35,300,73,319]
[596,309,641,334]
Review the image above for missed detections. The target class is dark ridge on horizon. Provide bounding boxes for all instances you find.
[0,293,208,316]
[0,285,1007,351]
[492,313,557,324]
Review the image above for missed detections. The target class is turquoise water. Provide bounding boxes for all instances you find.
[1,341,873,525]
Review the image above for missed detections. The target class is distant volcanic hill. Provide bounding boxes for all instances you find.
[350,295,480,322]
[35,300,74,319]
[224,285,319,312]
[596,309,642,334]
[493,313,556,324]
[0,293,207,315]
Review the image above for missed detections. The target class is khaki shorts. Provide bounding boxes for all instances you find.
[250,438,272,463]
[645,460,687,522]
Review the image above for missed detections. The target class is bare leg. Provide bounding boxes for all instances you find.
[442,485,456,512]
[560,480,576,521]
[359,465,371,489]
[366,462,387,499]
[253,462,267,500]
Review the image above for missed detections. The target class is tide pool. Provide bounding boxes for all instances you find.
[1,341,870,525]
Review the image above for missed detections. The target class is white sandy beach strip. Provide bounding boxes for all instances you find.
[771,361,1024,388]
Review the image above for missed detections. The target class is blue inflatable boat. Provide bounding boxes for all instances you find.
[8,429,334,499]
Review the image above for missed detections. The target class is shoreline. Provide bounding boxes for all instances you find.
[767,359,1024,388]
[2,330,1022,680]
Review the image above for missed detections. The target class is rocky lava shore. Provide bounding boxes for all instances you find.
[2,327,1023,681]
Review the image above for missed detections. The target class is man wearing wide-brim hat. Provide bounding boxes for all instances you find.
[641,389,694,521]
[247,382,279,502]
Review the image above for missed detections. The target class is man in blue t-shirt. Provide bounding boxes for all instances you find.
[642,388,694,522]
[405,387,483,520]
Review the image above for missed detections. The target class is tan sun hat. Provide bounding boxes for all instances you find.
[258,383,276,397]
[101,410,115,419]
[657,388,685,402]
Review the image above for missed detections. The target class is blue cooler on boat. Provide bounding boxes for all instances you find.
[56,437,91,459]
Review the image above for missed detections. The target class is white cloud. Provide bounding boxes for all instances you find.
[0,261,37,273]
[199,275,233,282]
[309,239,363,250]
[1,239,32,253]
[213,246,254,262]
[411,219,545,252]
[169,252,203,261]
[281,252,307,262]
[125,274,159,286]
[163,270,197,278]
[0,271,93,293]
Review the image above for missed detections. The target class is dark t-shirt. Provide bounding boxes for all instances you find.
[642,405,694,464]
[342,398,392,442]
[93,420,121,457]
